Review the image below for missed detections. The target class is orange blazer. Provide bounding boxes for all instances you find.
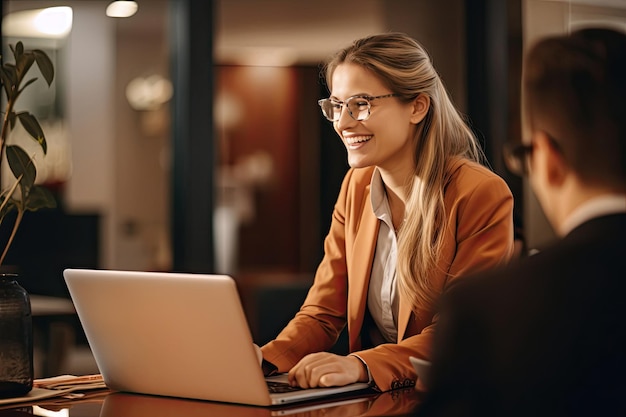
[261,157,514,391]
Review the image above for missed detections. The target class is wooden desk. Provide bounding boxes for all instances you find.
[0,388,425,416]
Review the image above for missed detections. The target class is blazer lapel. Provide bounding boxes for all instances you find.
[347,197,379,351]
[397,291,412,341]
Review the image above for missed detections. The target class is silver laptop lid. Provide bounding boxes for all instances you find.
[64,269,273,405]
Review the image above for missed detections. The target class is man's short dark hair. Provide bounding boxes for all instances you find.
[523,27,626,190]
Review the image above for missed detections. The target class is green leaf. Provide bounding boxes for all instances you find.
[15,53,35,83]
[0,41,57,266]
[6,145,36,191]
[25,185,56,211]
[11,42,24,60]
[20,77,38,91]
[33,50,54,86]
[16,112,47,154]
[8,111,16,130]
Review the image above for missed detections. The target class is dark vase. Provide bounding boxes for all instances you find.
[0,274,33,398]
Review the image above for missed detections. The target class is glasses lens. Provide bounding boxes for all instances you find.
[318,99,340,121]
[503,142,531,176]
[347,96,371,121]
[318,96,374,122]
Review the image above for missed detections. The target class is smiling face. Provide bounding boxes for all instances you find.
[329,63,427,174]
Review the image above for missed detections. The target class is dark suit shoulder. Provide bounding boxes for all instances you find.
[424,214,626,417]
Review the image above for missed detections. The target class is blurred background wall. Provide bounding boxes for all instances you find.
[1,0,624,293]
[2,0,625,376]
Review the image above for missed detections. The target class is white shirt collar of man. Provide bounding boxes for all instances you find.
[559,194,626,236]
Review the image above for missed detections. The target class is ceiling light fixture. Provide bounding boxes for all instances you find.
[106,1,139,18]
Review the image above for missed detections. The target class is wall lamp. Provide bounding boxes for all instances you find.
[2,6,73,39]
[106,1,139,18]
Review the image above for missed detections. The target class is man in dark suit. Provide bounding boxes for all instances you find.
[416,28,626,417]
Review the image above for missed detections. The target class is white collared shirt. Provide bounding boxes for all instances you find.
[559,194,626,236]
[367,168,400,343]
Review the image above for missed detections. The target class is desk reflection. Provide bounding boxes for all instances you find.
[0,388,423,417]
[97,388,422,417]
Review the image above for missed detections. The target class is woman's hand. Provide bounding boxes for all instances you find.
[287,352,368,388]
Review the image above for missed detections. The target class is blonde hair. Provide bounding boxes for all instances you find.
[324,33,484,312]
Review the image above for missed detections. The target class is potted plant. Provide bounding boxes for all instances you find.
[0,41,57,397]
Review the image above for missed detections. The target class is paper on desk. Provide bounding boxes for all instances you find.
[34,374,105,390]
[0,374,107,408]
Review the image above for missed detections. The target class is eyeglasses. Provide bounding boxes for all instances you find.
[503,134,563,177]
[503,142,534,177]
[317,94,398,122]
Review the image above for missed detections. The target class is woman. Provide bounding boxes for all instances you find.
[260,32,514,392]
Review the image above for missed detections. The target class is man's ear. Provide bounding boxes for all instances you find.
[535,131,567,187]
[410,94,430,124]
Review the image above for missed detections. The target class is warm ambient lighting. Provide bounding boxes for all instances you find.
[2,6,73,39]
[106,1,139,18]
[216,46,299,67]
[34,7,73,36]
[125,75,173,111]
[32,406,69,417]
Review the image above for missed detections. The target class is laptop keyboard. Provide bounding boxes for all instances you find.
[266,380,304,393]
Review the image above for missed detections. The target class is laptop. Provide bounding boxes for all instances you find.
[409,356,432,387]
[63,269,372,406]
